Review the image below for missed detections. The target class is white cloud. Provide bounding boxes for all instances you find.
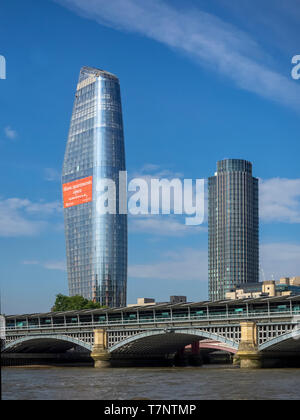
[4,126,18,140]
[0,198,62,237]
[139,163,160,173]
[260,178,300,223]
[25,200,62,215]
[130,215,206,237]
[129,248,207,281]
[127,163,207,233]
[23,260,66,272]
[216,0,300,53]
[56,0,300,111]
[132,163,184,179]
[43,261,66,271]
[128,242,300,284]
[44,168,61,182]
[22,260,39,266]
[260,242,300,280]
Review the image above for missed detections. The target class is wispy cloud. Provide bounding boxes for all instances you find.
[4,126,18,140]
[260,178,300,223]
[129,242,300,283]
[130,215,206,237]
[260,242,300,279]
[23,260,66,271]
[44,167,61,182]
[131,163,184,179]
[129,248,208,281]
[56,0,300,111]
[127,164,206,234]
[0,198,62,237]
[216,0,300,54]
[22,260,39,266]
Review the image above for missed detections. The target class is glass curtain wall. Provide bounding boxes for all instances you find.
[62,66,127,307]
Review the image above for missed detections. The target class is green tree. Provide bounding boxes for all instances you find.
[52,294,106,312]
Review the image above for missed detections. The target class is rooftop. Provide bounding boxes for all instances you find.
[80,66,118,81]
[4,295,300,320]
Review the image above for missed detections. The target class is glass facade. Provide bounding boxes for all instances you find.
[62,66,127,307]
[208,159,259,301]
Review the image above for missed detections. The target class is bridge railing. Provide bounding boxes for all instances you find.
[5,308,299,333]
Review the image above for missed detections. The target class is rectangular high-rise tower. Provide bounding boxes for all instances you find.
[62,66,127,308]
[208,159,259,301]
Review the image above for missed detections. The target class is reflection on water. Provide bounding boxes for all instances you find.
[2,365,300,400]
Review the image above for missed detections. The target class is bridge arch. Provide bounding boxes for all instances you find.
[259,329,300,352]
[3,334,92,353]
[109,328,238,355]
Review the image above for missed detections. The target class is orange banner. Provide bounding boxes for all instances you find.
[63,176,93,208]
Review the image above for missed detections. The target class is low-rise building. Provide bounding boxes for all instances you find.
[279,276,300,286]
[127,298,156,307]
[170,296,187,304]
[226,277,300,300]
[127,296,188,307]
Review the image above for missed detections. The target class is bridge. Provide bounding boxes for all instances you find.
[2,295,300,368]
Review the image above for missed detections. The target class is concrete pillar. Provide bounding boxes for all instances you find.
[174,347,189,366]
[236,322,261,369]
[91,329,111,368]
[189,341,203,366]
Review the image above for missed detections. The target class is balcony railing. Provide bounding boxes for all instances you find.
[5,307,299,332]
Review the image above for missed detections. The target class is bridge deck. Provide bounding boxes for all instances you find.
[3,295,300,333]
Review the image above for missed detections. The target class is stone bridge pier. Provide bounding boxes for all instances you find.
[235,322,261,369]
[91,329,111,368]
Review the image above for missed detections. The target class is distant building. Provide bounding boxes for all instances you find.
[127,296,187,307]
[170,296,187,304]
[127,298,156,308]
[279,277,300,286]
[226,277,300,300]
[208,159,259,301]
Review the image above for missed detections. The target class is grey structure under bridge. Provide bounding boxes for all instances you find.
[2,296,300,368]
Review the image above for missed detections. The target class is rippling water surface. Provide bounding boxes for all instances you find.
[2,366,300,400]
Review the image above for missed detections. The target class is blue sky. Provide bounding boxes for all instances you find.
[1,0,300,314]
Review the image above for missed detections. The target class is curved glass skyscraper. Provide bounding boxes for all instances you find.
[208,159,259,301]
[62,66,127,307]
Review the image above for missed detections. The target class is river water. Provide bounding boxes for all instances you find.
[2,366,300,400]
